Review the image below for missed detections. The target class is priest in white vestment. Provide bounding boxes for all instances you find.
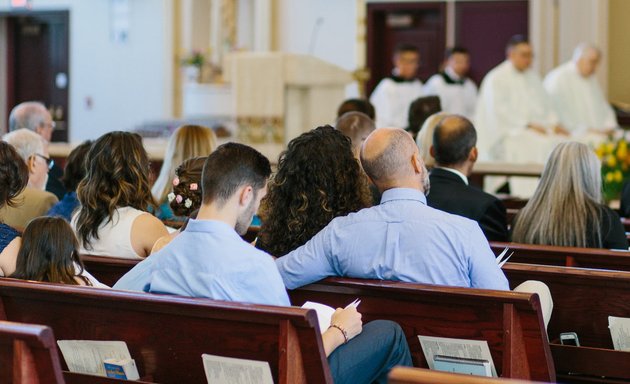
[370,44,424,129]
[544,43,618,141]
[424,47,477,119]
[475,36,568,196]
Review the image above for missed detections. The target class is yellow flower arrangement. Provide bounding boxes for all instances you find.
[596,137,630,202]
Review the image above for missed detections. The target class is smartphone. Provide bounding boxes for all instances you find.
[559,332,580,346]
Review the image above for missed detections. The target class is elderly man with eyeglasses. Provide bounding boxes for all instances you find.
[0,128,58,231]
[8,101,64,199]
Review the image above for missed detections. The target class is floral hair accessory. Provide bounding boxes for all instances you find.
[172,177,180,186]
[167,192,176,202]
[189,183,198,191]
[175,194,183,204]
[184,198,193,208]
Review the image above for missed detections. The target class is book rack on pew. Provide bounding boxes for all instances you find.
[388,366,550,384]
[504,263,630,383]
[289,277,555,382]
[0,278,332,383]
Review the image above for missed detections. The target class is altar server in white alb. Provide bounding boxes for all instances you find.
[424,47,478,119]
[370,44,424,129]
[474,35,568,163]
[543,43,618,137]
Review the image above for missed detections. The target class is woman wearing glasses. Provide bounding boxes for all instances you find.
[0,129,58,232]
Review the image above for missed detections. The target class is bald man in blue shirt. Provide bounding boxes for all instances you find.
[276,127,510,291]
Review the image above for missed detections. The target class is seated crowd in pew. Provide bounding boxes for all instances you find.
[0,80,627,382]
[114,142,413,383]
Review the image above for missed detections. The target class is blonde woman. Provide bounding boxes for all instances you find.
[415,112,447,169]
[152,125,216,222]
[512,142,628,249]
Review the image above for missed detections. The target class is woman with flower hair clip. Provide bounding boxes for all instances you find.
[151,157,206,254]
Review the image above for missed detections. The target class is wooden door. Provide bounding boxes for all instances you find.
[5,11,70,142]
[455,1,529,85]
[366,2,446,96]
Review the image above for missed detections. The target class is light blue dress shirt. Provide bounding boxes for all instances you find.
[276,188,509,291]
[113,219,290,306]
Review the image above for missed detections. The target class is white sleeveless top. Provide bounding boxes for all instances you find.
[72,207,146,259]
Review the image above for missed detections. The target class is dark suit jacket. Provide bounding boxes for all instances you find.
[427,168,509,242]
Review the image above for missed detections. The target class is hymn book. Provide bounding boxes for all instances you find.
[202,354,274,384]
[301,298,361,333]
[418,335,497,377]
[609,316,630,351]
[57,340,135,377]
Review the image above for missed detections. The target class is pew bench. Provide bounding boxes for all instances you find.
[504,263,630,383]
[0,278,331,384]
[0,320,66,384]
[388,366,550,384]
[289,277,555,382]
[490,241,630,271]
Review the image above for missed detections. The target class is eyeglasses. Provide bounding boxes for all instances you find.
[35,153,55,170]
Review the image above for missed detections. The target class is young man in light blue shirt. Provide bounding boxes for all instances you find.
[276,127,510,291]
[114,142,412,384]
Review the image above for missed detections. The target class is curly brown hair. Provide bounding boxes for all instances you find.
[75,131,155,249]
[257,125,372,256]
[170,156,206,217]
[0,141,28,210]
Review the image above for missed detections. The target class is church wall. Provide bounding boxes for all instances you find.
[608,0,630,104]
[0,0,173,142]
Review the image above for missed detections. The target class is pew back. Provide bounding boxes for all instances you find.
[490,242,630,271]
[289,278,555,382]
[0,278,331,384]
[503,263,630,382]
[0,320,65,384]
[81,255,138,287]
[388,366,549,384]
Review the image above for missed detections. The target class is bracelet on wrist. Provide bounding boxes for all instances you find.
[329,324,348,344]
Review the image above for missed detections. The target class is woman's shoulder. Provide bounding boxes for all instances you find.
[0,223,20,250]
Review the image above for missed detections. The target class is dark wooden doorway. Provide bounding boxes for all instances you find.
[5,10,69,142]
[366,2,446,96]
[455,1,529,85]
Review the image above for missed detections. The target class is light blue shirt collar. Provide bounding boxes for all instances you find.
[380,187,427,205]
[185,219,240,239]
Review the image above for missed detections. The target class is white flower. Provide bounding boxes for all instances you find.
[184,198,193,208]
[167,192,176,202]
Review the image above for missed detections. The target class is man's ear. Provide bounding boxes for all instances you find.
[27,156,36,174]
[429,145,435,159]
[469,146,478,163]
[411,152,422,174]
[238,185,254,207]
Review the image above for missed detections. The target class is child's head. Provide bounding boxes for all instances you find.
[11,216,89,285]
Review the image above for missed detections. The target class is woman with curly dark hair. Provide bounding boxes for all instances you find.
[0,141,29,276]
[72,131,167,259]
[257,125,372,256]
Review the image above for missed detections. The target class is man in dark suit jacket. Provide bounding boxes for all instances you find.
[426,115,509,241]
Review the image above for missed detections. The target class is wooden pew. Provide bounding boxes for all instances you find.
[80,255,138,287]
[0,278,332,384]
[388,366,549,384]
[490,241,630,271]
[288,278,555,382]
[0,320,66,384]
[503,263,630,383]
